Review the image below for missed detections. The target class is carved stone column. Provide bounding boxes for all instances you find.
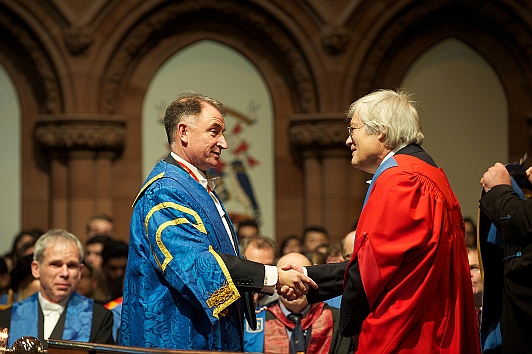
[289,114,366,242]
[302,151,324,225]
[34,114,126,241]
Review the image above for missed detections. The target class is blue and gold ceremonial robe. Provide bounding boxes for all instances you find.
[120,158,246,350]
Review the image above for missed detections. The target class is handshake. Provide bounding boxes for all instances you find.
[275,263,317,301]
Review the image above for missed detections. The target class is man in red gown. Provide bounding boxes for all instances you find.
[282,89,480,353]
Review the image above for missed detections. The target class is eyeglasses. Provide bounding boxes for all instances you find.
[347,123,365,137]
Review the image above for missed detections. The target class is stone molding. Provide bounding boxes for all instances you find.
[103,0,316,114]
[34,115,126,156]
[321,25,350,55]
[64,25,94,55]
[289,114,348,150]
[0,11,61,113]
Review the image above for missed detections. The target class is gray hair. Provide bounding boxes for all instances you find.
[347,89,424,149]
[33,229,84,264]
[164,91,226,145]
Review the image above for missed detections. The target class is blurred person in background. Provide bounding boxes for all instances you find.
[101,240,128,302]
[86,213,115,241]
[236,218,260,241]
[84,235,112,271]
[278,235,303,258]
[301,226,330,256]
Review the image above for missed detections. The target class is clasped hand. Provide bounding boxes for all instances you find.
[276,263,317,300]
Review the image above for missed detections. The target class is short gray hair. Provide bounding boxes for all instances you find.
[33,229,84,264]
[347,88,424,149]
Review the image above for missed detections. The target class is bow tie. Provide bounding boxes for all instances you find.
[207,177,220,191]
[41,301,63,314]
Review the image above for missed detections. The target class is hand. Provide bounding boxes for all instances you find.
[276,265,317,301]
[480,162,511,192]
[281,263,305,274]
[527,167,532,184]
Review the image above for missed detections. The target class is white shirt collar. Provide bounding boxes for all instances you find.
[279,300,311,318]
[366,143,408,185]
[170,152,219,191]
[38,292,68,314]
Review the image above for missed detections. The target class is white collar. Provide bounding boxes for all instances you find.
[38,292,68,314]
[366,143,408,185]
[170,152,219,191]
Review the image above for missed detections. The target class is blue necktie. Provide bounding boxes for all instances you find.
[288,313,305,354]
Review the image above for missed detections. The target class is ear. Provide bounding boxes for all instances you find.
[377,131,386,142]
[177,122,189,145]
[77,262,84,282]
[31,260,40,279]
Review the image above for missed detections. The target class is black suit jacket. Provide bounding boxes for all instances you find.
[480,184,532,354]
[0,295,114,349]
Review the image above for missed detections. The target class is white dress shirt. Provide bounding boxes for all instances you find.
[38,292,68,340]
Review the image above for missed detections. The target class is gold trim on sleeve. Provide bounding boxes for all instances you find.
[207,246,240,319]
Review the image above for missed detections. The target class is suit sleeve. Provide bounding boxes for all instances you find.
[90,303,115,344]
[215,252,265,292]
[306,261,347,303]
[339,257,370,337]
[480,184,532,245]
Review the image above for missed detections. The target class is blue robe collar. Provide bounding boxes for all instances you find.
[362,156,398,207]
[9,292,93,346]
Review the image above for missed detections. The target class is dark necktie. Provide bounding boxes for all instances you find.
[288,313,306,354]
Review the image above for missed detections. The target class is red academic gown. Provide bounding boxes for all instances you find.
[351,153,480,353]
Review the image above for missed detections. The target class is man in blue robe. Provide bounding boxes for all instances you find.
[0,229,114,349]
[120,92,316,351]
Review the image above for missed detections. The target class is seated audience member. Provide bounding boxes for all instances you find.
[84,235,112,271]
[278,235,302,258]
[463,216,477,248]
[240,236,278,307]
[237,218,260,241]
[101,240,128,302]
[4,229,43,271]
[341,230,356,261]
[309,250,326,265]
[323,243,345,309]
[76,261,109,305]
[10,254,40,302]
[0,229,114,348]
[302,226,330,259]
[86,213,115,241]
[325,243,345,264]
[467,246,483,330]
[244,252,352,354]
[0,258,11,309]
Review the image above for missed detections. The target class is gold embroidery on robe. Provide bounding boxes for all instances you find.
[208,246,240,319]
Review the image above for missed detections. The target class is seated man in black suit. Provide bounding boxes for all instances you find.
[0,229,114,348]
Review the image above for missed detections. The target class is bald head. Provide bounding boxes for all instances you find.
[277,252,311,268]
[342,230,356,259]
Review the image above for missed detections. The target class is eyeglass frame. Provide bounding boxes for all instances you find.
[347,123,365,137]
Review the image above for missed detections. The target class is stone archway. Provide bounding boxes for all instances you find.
[345,0,532,160]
